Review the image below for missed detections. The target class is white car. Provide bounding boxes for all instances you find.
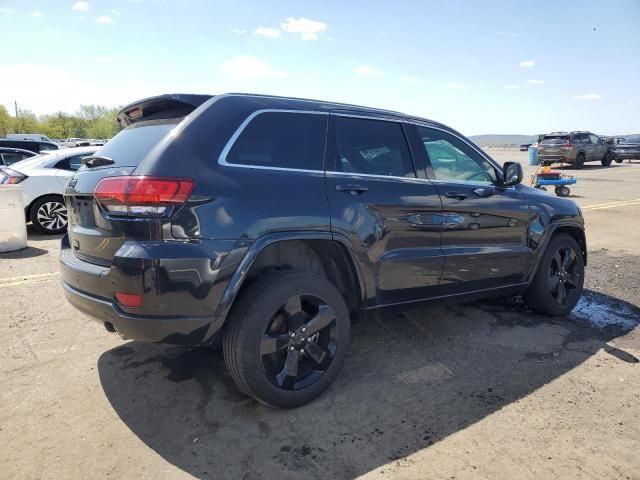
[0,146,98,234]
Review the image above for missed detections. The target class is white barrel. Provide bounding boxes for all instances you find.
[0,185,28,253]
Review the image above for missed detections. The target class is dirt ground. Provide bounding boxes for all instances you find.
[1,150,639,480]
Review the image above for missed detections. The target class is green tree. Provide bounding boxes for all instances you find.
[13,109,38,133]
[0,105,13,136]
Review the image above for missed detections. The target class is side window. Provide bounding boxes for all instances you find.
[332,117,415,178]
[416,126,497,185]
[589,134,599,144]
[68,154,89,171]
[54,154,90,171]
[225,112,327,170]
[2,153,30,166]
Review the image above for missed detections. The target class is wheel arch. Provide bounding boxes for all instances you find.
[215,232,367,322]
[527,222,587,284]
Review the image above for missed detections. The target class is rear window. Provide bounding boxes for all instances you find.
[225,112,327,170]
[621,136,640,144]
[541,136,569,144]
[94,119,179,167]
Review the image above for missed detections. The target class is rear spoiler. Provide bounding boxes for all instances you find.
[116,94,213,127]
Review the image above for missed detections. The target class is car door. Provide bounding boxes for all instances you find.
[410,124,530,294]
[324,114,444,306]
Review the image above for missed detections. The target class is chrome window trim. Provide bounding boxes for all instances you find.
[326,170,431,184]
[218,107,505,182]
[408,121,504,174]
[218,109,327,173]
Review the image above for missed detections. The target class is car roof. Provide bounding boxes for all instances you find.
[7,146,99,172]
[0,147,37,155]
[117,92,452,131]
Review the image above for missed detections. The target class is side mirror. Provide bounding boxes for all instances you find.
[502,161,523,186]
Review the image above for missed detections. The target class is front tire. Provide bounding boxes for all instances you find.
[29,195,68,234]
[223,270,351,408]
[601,152,613,166]
[524,234,584,316]
[574,153,585,169]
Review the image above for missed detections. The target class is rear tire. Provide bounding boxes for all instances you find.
[223,270,351,408]
[29,195,68,235]
[574,153,585,169]
[615,158,623,164]
[555,186,570,197]
[524,234,584,316]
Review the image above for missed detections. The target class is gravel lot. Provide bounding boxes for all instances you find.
[1,150,639,480]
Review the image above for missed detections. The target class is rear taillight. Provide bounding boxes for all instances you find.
[562,143,575,150]
[94,176,194,217]
[0,168,27,185]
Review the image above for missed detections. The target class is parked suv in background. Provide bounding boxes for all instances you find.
[0,138,60,153]
[537,131,612,168]
[612,135,640,163]
[61,94,586,408]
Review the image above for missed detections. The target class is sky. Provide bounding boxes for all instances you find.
[0,0,639,136]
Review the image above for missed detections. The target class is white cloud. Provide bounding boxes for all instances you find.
[96,15,113,24]
[72,2,89,13]
[30,10,44,18]
[253,27,281,38]
[231,29,246,34]
[574,93,602,101]
[219,55,286,79]
[0,7,16,14]
[520,60,535,67]
[447,82,469,89]
[280,17,327,40]
[528,79,544,84]
[108,9,121,16]
[504,84,519,89]
[353,65,384,77]
[401,76,424,85]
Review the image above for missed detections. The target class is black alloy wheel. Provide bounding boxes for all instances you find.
[547,246,580,306]
[524,233,584,316]
[260,294,338,390]
[224,270,350,408]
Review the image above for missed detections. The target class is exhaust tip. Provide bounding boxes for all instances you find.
[104,321,116,333]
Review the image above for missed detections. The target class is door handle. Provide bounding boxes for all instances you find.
[472,187,496,197]
[444,191,468,200]
[336,184,368,195]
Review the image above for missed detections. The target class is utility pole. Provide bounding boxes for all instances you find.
[14,101,19,133]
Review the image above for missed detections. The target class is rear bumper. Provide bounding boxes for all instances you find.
[613,152,640,160]
[537,154,571,164]
[60,234,240,345]
[63,282,223,344]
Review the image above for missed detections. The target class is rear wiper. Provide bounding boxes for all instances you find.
[82,156,115,168]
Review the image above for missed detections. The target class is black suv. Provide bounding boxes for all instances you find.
[0,138,60,153]
[61,94,586,407]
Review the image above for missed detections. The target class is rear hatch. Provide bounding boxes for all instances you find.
[65,94,211,266]
[538,135,570,157]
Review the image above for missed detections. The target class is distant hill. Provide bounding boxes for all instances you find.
[469,134,536,147]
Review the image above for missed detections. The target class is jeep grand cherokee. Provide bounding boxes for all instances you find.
[61,93,586,407]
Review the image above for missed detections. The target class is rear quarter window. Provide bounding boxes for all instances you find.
[224,112,327,171]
